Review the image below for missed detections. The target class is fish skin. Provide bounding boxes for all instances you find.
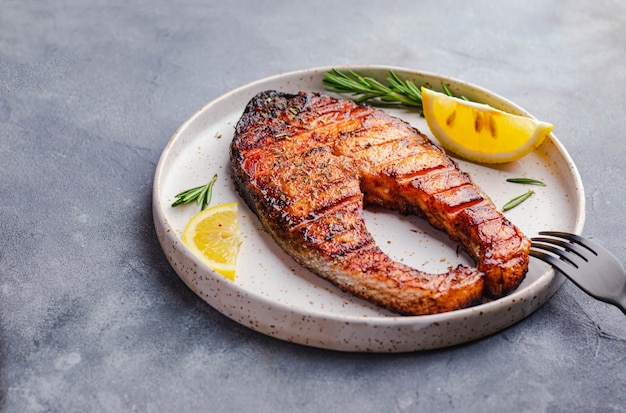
[230,90,530,315]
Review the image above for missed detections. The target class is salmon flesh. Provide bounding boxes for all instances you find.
[230,90,530,315]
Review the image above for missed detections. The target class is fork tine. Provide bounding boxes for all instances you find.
[538,231,599,256]
[531,237,591,263]
[530,241,584,268]
[529,249,575,277]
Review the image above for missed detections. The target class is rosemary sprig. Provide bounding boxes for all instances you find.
[322,68,467,109]
[323,69,423,107]
[503,190,535,211]
[171,174,218,211]
[506,177,546,186]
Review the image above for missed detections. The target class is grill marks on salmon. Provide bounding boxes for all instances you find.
[230,91,530,315]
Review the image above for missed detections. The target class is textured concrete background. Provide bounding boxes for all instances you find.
[1,1,625,412]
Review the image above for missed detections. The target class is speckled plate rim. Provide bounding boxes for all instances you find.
[153,65,586,352]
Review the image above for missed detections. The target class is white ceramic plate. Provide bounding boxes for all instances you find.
[153,65,585,352]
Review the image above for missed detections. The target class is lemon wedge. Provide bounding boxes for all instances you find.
[182,202,242,280]
[421,87,554,163]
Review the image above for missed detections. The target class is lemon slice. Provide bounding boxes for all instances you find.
[421,87,554,163]
[182,202,242,280]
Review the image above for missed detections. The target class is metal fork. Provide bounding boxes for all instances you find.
[530,231,626,315]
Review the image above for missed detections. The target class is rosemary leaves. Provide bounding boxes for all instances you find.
[322,68,422,107]
[503,190,535,211]
[502,177,546,211]
[171,174,218,211]
[322,68,469,110]
[505,178,546,186]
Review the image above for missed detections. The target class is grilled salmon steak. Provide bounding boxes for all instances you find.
[230,90,530,315]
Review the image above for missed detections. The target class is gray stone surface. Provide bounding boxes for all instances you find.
[1,1,625,412]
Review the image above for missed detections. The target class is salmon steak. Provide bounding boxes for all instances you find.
[230,90,530,315]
